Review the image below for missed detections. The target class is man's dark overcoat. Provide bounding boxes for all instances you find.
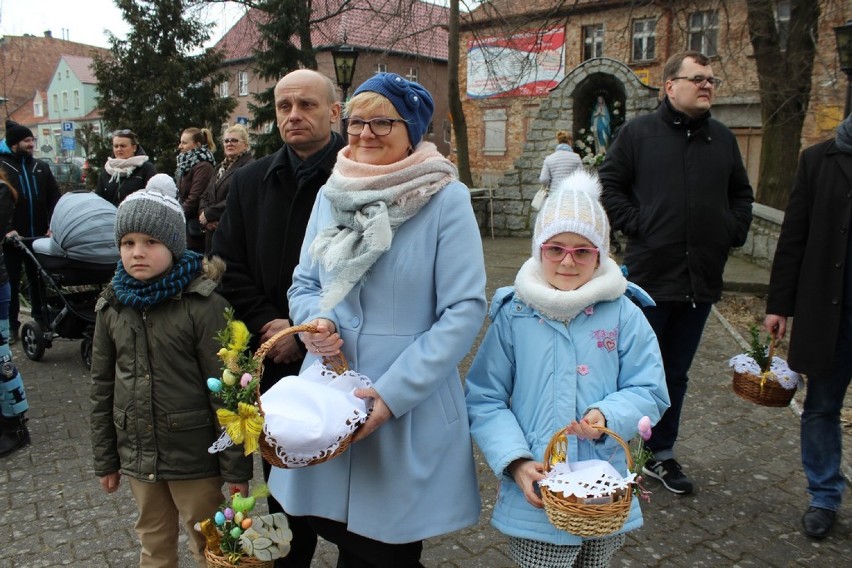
[767,139,852,376]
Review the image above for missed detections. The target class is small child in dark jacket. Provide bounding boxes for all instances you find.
[90,174,252,568]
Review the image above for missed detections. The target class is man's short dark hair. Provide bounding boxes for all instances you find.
[662,51,711,83]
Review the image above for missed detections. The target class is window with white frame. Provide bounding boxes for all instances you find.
[405,67,419,82]
[52,94,59,113]
[376,63,387,73]
[73,89,80,109]
[776,0,791,50]
[219,81,230,98]
[632,18,656,61]
[483,108,507,156]
[33,98,43,117]
[688,10,718,56]
[582,24,604,60]
[62,91,68,110]
[238,71,249,96]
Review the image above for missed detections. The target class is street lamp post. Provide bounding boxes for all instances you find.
[331,43,359,131]
[835,20,852,118]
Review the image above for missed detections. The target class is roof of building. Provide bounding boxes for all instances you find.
[59,54,99,84]
[215,0,449,63]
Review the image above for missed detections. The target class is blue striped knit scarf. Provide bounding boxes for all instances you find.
[112,250,203,309]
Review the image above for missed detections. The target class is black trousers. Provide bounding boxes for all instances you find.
[306,516,424,568]
[2,243,43,329]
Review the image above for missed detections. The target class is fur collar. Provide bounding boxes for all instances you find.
[513,256,627,323]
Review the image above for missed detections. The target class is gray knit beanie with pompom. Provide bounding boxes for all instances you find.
[115,174,186,258]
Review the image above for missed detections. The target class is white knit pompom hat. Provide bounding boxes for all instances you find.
[532,169,610,259]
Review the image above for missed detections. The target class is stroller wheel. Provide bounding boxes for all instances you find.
[20,321,46,362]
[81,338,93,369]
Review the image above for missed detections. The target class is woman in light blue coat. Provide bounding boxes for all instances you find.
[465,169,669,567]
[271,73,486,567]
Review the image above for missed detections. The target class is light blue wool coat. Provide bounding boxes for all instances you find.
[270,180,486,544]
[465,283,670,545]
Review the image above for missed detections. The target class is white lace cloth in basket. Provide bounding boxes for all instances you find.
[208,360,372,467]
[728,355,802,390]
[539,460,635,501]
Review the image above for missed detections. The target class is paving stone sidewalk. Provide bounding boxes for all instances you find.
[1,238,849,566]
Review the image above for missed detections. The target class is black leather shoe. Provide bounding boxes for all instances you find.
[802,506,836,539]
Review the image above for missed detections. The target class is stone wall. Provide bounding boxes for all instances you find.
[733,203,783,270]
[472,58,659,237]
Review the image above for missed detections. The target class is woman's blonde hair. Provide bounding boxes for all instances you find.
[344,92,403,120]
[182,127,217,153]
[224,124,250,146]
[556,130,572,145]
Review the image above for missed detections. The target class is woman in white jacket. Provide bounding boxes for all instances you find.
[466,169,670,567]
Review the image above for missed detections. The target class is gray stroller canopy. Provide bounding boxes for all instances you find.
[33,191,120,264]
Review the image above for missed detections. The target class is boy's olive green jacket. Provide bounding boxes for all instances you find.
[90,262,252,483]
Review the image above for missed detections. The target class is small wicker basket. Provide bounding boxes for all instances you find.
[254,323,355,469]
[731,336,795,408]
[204,548,272,568]
[540,426,633,537]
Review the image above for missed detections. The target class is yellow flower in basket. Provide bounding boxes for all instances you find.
[207,308,264,456]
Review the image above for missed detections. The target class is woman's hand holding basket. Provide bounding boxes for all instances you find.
[351,389,391,442]
[299,318,343,357]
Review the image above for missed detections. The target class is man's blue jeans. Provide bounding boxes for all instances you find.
[641,301,712,461]
[802,310,852,511]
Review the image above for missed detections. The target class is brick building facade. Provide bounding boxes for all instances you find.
[215,0,451,155]
[459,0,850,236]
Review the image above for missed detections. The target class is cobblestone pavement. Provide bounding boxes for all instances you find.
[1,238,849,566]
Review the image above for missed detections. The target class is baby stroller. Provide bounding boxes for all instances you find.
[11,191,119,368]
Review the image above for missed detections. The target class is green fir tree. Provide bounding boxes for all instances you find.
[92,0,235,174]
[247,0,318,157]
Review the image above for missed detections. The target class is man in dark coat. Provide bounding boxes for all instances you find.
[0,120,61,342]
[764,113,852,540]
[212,69,344,568]
[601,51,753,495]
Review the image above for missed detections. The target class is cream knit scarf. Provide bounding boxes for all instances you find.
[310,142,457,309]
[105,154,149,184]
[514,255,627,323]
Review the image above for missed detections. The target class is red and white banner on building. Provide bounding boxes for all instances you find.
[466,26,565,99]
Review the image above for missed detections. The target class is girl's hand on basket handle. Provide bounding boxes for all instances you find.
[764,314,786,340]
[507,459,545,508]
[351,388,391,442]
[564,409,606,440]
[99,472,121,494]
[300,319,343,357]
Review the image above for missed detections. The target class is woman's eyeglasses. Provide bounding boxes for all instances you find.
[540,244,599,265]
[112,129,136,138]
[223,138,242,144]
[346,117,406,137]
[670,75,722,88]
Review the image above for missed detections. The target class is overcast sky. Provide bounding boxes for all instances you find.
[0,0,246,48]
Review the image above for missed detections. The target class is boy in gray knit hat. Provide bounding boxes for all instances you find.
[91,174,252,566]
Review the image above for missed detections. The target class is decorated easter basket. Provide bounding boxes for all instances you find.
[204,548,272,568]
[540,426,634,537]
[729,334,799,408]
[254,323,362,469]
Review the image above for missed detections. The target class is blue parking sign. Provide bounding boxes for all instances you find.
[62,122,74,132]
